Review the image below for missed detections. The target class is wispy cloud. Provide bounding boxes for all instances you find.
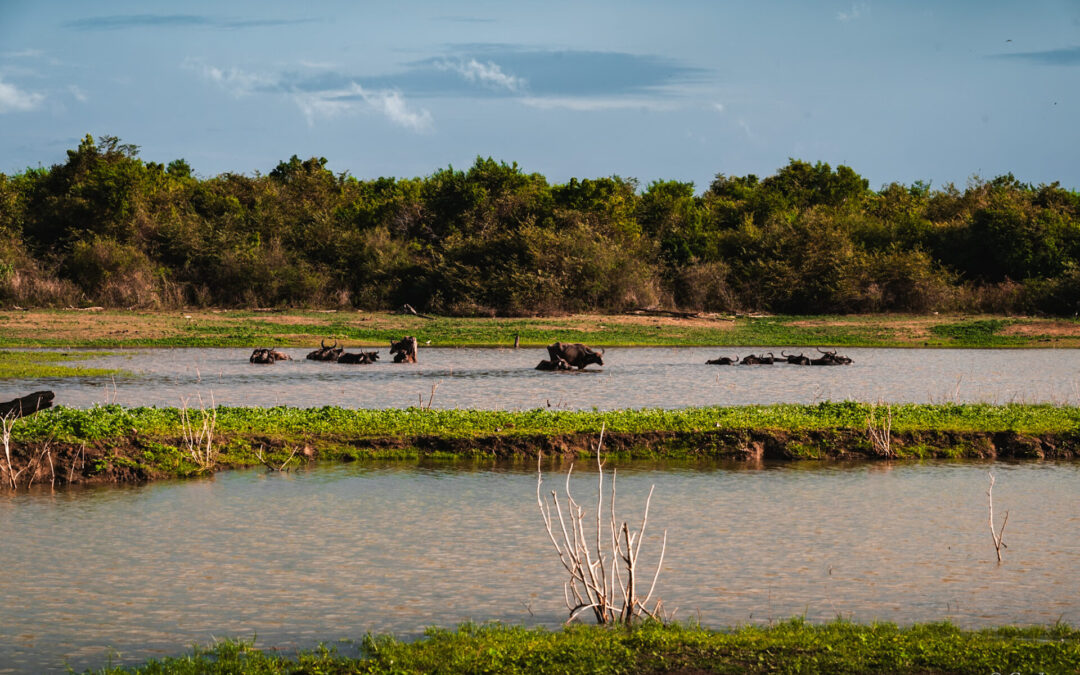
[293,84,433,131]
[406,45,708,101]
[184,60,276,96]
[836,3,869,22]
[65,14,316,31]
[189,61,432,130]
[0,77,45,112]
[992,46,1080,66]
[68,85,88,102]
[433,58,525,92]
[3,49,44,59]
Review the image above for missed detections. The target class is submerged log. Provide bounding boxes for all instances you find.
[0,391,55,419]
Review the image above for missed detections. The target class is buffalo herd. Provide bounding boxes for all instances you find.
[251,340,851,369]
[707,349,852,366]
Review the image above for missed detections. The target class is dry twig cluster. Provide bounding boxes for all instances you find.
[1,411,57,490]
[537,423,669,624]
[866,402,893,457]
[179,393,218,472]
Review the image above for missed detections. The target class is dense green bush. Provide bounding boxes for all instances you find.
[2,135,1079,315]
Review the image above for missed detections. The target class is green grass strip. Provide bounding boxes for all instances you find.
[13,401,1080,443]
[89,619,1080,674]
[0,350,125,379]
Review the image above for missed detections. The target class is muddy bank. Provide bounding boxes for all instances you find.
[4,427,1078,488]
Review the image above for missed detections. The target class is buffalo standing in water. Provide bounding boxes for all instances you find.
[537,342,604,371]
[250,348,291,364]
[338,350,380,364]
[390,336,418,363]
[306,339,344,362]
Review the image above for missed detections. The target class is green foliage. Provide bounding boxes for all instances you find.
[89,620,1080,674]
[4,136,1080,315]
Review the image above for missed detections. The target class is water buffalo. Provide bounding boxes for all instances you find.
[250,347,290,364]
[810,348,853,366]
[741,353,776,365]
[306,339,343,362]
[535,356,573,371]
[390,336,418,363]
[546,342,604,370]
[706,355,739,365]
[338,350,379,364]
[781,351,811,365]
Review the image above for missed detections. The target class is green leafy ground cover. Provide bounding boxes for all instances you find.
[15,402,1080,444]
[5,402,1077,482]
[89,620,1080,674]
[0,350,123,379]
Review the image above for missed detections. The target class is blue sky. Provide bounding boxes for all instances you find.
[1,0,1078,190]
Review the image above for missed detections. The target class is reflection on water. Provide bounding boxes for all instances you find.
[8,346,1080,409]
[1,460,1078,673]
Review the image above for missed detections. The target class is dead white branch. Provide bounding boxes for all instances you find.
[987,472,1009,563]
[537,422,668,624]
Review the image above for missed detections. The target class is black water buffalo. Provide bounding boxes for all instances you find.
[250,348,290,364]
[546,342,604,370]
[706,355,739,365]
[390,336,418,363]
[810,348,853,366]
[535,356,573,371]
[781,351,811,365]
[338,350,379,364]
[306,339,344,362]
[741,352,776,365]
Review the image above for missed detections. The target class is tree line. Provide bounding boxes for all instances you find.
[2,134,1079,316]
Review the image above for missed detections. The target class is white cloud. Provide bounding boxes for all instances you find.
[186,61,274,97]
[836,3,869,22]
[712,102,725,113]
[0,77,44,112]
[435,58,525,92]
[68,85,88,102]
[293,83,433,131]
[188,60,432,131]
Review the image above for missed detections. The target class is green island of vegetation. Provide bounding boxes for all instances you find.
[88,620,1080,674]
[3,402,1078,487]
[0,349,124,379]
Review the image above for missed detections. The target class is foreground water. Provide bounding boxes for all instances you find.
[11,346,1080,409]
[0,460,1077,673]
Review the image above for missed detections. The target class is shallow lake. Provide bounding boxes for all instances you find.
[9,346,1080,409]
[1,459,1078,673]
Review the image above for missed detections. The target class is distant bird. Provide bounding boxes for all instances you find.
[1006,39,1012,42]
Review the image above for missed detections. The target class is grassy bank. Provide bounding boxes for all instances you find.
[90,620,1080,674]
[2,309,1079,348]
[5,402,1079,487]
[0,349,124,379]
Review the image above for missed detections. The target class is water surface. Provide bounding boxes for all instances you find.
[9,346,1080,409]
[1,460,1077,673]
